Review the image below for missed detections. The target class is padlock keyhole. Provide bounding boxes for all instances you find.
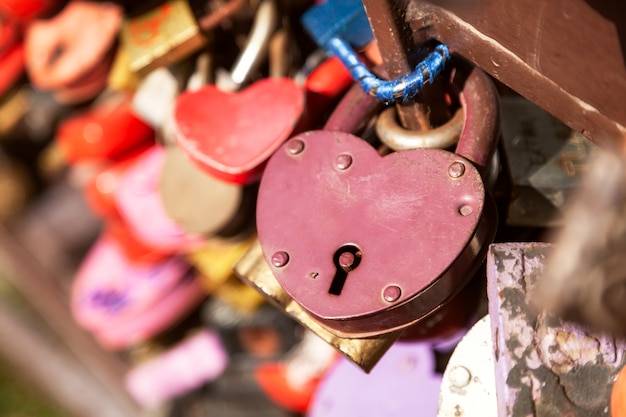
[329,244,362,296]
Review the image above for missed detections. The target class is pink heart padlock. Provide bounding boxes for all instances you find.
[257,130,493,337]
[93,271,205,350]
[115,145,204,252]
[174,77,304,184]
[71,234,191,332]
[71,234,205,350]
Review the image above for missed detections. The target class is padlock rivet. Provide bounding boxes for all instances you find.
[449,365,472,388]
[383,285,402,302]
[459,205,473,216]
[448,161,465,178]
[271,251,289,267]
[336,154,353,170]
[286,139,305,155]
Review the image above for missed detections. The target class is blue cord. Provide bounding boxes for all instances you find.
[326,37,450,104]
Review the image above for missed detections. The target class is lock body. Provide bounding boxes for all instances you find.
[120,0,207,76]
[257,130,495,337]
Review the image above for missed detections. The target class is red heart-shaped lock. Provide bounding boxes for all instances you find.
[174,77,304,184]
[257,131,491,337]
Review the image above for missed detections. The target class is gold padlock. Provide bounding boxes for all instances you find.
[187,235,256,291]
[107,45,141,91]
[234,239,402,372]
[188,235,265,314]
[120,0,209,76]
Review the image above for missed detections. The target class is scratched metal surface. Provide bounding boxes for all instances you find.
[487,243,626,417]
[406,0,626,147]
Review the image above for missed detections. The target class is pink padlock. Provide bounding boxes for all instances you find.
[92,271,205,350]
[71,234,191,333]
[115,145,204,252]
[125,330,229,408]
[308,341,442,417]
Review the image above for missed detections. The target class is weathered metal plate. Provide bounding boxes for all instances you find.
[405,0,626,146]
[487,242,626,417]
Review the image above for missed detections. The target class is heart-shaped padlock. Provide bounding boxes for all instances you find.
[174,77,304,184]
[257,130,494,337]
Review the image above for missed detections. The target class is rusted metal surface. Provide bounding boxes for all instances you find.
[487,242,626,417]
[405,0,626,147]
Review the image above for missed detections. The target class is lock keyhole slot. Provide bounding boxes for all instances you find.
[329,244,362,296]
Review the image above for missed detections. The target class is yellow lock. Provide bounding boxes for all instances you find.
[188,235,265,314]
[107,45,141,91]
[234,239,402,372]
[187,235,256,291]
[120,0,209,76]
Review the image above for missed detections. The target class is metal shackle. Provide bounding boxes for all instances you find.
[375,106,464,150]
[376,59,500,177]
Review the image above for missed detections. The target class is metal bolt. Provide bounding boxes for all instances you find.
[383,285,402,302]
[449,365,472,388]
[271,251,289,267]
[459,205,473,216]
[448,161,466,178]
[286,139,305,155]
[336,154,353,170]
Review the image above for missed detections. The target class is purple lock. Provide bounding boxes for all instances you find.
[72,234,205,349]
[308,341,442,417]
[115,145,204,251]
[125,329,229,407]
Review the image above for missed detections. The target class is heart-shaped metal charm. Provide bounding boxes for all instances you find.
[257,130,491,337]
[174,77,304,184]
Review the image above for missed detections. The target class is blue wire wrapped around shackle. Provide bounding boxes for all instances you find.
[326,37,451,104]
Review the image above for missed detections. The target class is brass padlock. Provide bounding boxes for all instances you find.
[120,0,208,76]
[241,59,500,371]
[234,239,402,372]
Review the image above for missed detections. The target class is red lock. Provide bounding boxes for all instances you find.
[0,0,58,97]
[174,77,305,184]
[0,44,24,97]
[56,94,155,163]
[0,0,59,26]
[296,56,354,131]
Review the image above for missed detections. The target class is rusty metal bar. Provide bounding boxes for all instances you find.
[361,0,450,130]
[405,0,626,147]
